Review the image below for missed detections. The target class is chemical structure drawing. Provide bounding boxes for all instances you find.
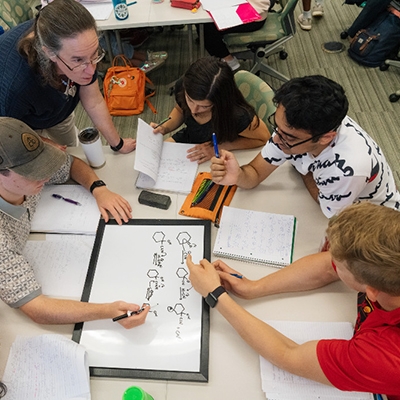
[176,232,197,264]
[152,231,172,267]
[145,269,165,301]
[167,302,191,325]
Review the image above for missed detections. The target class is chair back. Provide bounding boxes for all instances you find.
[234,70,276,131]
[278,0,298,36]
[0,0,34,32]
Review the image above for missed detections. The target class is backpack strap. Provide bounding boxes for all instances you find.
[144,75,157,114]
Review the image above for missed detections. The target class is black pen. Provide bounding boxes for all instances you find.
[112,307,145,322]
[154,116,171,128]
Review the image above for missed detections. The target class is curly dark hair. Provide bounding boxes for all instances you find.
[273,75,349,138]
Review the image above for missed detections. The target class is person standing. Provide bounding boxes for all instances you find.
[297,0,325,31]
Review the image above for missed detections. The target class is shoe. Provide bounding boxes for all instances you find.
[147,50,168,62]
[312,3,324,17]
[297,13,312,31]
[140,58,166,74]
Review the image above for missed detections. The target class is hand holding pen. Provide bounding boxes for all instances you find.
[112,303,151,328]
[150,117,171,135]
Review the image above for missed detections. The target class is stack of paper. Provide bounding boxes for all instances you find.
[260,321,374,400]
[23,234,95,300]
[31,185,100,235]
[200,0,260,30]
[3,334,91,400]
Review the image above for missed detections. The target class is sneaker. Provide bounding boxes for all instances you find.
[140,58,166,74]
[312,3,324,17]
[297,13,312,31]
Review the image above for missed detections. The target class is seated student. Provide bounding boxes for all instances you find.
[187,202,400,399]
[211,75,400,217]
[0,117,149,327]
[198,0,271,71]
[150,57,271,164]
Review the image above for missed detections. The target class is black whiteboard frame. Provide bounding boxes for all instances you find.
[72,219,211,382]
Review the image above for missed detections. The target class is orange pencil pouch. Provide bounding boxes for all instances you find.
[179,172,237,227]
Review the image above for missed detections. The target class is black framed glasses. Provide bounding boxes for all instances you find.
[56,48,106,72]
[267,112,330,149]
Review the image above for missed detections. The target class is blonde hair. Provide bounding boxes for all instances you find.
[327,202,400,296]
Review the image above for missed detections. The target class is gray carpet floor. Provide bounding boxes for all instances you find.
[75,0,400,185]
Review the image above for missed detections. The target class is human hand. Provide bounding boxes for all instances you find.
[213,259,256,299]
[91,186,132,224]
[186,254,222,297]
[111,302,150,329]
[210,149,241,185]
[187,142,214,164]
[119,138,136,154]
[150,122,168,135]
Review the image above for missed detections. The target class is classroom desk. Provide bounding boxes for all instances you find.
[96,0,212,62]
[0,147,358,400]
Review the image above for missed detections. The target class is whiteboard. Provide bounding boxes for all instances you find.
[72,219,211,382]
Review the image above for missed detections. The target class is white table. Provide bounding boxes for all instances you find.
[96,0,212,62]
[0,147,357,400]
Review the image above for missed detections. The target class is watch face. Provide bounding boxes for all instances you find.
[114,3,129,20]
[205,293,217,308]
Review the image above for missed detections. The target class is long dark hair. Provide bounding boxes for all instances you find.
[17,0,98,88]
[177,56,259,142]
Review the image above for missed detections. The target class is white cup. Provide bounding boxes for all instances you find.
[78,128,106,169]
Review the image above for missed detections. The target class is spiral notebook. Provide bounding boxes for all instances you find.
[213,206,296,267]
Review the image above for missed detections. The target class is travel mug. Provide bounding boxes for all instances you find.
[112,0,129,20]
[78,127,106,169]
[122,386,154,400]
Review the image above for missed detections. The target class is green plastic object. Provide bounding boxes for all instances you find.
[122,386,154,400]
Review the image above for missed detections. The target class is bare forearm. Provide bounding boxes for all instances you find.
[161,106,184,135]
[220,137,266,151]
[251,252,338,298]
[20,297,112,325]
[69,156,100,191]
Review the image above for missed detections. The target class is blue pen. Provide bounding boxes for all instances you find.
[230,273,243,279]
[212,132,219,158]
[126,1,137,6]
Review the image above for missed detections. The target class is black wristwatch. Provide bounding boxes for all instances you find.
[110,137,124,152]
[204,286,227,308]
[90,180,106,193]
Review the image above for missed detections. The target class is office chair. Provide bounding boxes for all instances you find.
[224,0,299,83]
[234,70,276,132]
[0,0,35,32]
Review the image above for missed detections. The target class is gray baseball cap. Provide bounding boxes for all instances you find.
[0,117,67,180]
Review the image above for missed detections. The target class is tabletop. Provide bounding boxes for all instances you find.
[0,146,357,400]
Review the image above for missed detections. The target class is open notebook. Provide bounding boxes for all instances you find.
[134,119,198,194]
[213,206,296,267]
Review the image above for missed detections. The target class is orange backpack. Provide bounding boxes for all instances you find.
[103,55,156,116]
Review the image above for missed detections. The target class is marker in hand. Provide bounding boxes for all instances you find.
[113,307,145,322]
[212,132,219,158]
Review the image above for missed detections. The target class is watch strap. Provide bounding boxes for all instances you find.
[206,285,227,308]
[90,180,106,193]
[110,137,124,152]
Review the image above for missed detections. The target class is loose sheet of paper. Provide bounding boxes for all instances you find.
[81,2,113,20]
[260,320,374,400]
[134,119,198,193]
[3,334,90,400]
[30,185,100,234]
[23,234,95,300]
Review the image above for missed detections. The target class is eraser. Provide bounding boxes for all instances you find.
[138,190,171,210]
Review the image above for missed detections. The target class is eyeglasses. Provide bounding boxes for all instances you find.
[267,112,330,149]
[56,48,106,72]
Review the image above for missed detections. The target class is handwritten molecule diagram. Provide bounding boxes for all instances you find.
[176,267,192,300]
[152,231,172,268]
[145,269,165,303]
[167,302,191,326]
[176,231,197,264]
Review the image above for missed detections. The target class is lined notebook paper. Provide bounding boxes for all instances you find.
[213,206,296,267]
